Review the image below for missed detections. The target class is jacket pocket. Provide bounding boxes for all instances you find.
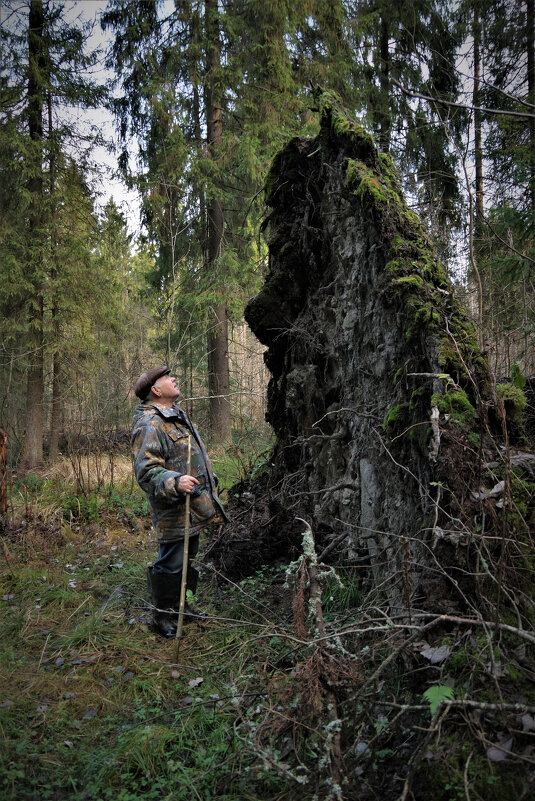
[190,489,216,522]
[165,428,188,470]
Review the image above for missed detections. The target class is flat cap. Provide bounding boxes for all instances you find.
[134,366,170,400]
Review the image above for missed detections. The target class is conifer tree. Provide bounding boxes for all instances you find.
[102,0,302,441]
[0,0,107,466]
[465,0,535,370]
[20,0,46,469]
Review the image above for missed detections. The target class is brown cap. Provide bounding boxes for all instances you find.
[134,366,170,400]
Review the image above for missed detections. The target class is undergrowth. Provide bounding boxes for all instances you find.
[2,456,535,800]
[8,439,271,527]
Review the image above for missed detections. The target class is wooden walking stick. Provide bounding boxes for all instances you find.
[173,434,192,662]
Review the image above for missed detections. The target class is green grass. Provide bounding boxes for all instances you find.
[3,465,535,801]
[0,498,290,801]
[209,433,275,501]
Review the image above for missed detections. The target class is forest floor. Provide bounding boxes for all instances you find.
[1,459,535,800]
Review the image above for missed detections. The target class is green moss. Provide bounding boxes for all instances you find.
[437,314,482,378]
[432,388,475,428]
[406,297,440,340]
[384,257,409,274]
[393,366,404,386]
[346,156,420,236]
[315,88,376,151]
[347,160,390,206]
[467,431,480,448]
[391,274,424,290]
[409,386,427,413]
[496,382,527,422]
[447,646,468,673]
[505,662,523,680]
[509,475,535,517]
[492,382,528,441]
[378,150,398,180]
[383,403,407,431]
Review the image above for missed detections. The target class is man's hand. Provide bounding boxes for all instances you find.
[177,474,200,494]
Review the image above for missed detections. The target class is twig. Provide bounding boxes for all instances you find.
[318,531,350,562]
[392,77,535,119]
[37,634,50,670]
[463,751,473,801]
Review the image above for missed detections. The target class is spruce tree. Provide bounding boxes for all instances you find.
[0,0,107,466]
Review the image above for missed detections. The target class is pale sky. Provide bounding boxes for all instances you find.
[60,0,142,233]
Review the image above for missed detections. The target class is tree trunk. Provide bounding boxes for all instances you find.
[205,0,231,443]
[49,352,61,464]
[20,348,44,470]
[472,0,486,334]
[48,81,62,465]
[377,16,391,153]
[473,2,484,237]
[527,0,535,223]
[20,0,45,471]
[0,430,7,533]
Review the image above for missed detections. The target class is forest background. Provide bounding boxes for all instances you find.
[1,0,534,470]
[2,2,535,800]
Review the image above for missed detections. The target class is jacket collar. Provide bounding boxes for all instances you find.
[146,401,187,423]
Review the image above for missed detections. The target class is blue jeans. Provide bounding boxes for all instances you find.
[152,535,200,574]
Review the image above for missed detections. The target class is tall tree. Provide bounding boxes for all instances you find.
[20,0,46,470]
[469,0,535,371]
[351,0,463,244]
[102,0,300,441]
[47,160,99,461]
[204,0,230,441]
[0,0,107,466]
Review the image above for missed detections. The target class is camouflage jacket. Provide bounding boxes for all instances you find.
[131,401,227,542]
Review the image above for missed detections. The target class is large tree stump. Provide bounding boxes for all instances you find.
[212,92,516,617]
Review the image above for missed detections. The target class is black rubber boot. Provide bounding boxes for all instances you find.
[146,567,180,638]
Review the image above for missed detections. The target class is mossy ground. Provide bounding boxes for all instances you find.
[0,500,292,801]
[2,462,535,800]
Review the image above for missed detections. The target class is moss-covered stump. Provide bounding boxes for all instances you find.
[214,92,534,623]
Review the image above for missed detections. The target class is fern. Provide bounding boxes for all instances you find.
[422,685,455,716]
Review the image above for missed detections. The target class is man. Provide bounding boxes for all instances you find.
[131,366,227,637]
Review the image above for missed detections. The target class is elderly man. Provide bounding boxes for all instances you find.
[131,366,227,637]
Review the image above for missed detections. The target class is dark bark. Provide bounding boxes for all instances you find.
[20,0,45,471]
[472,0,486,332]
[205,0,231,443]
[473,2,484,237]
[0,430,7,532]
[48,85,61,465]
[527,0,535,221]
[212,96,496,617]
[378,16,391,153]
[49,353,61,464]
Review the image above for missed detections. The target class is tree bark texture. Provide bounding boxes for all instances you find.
[205,0,231,443]
[473,2,484,237]
[527,0,535,221]
[472,0,486,335]
[20,0,45,471]
[48,84,62,466]
[49,352,61,464]
[0,430,7,531]
[233,95,493,614]
[378,16,391,153]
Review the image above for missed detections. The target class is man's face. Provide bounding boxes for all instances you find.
[152,374,180,403]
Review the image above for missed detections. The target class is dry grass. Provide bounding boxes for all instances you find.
[39,454,135,489]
